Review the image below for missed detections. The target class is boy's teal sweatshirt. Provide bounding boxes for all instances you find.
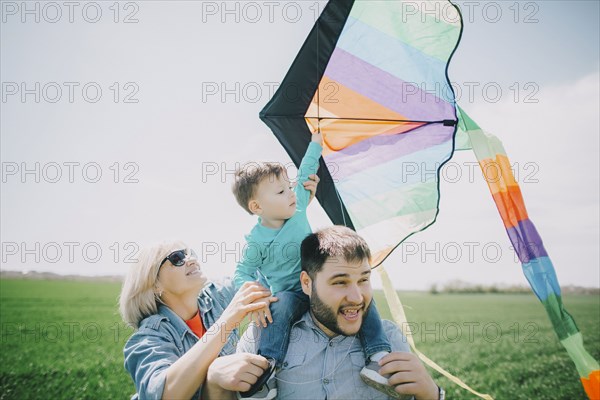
[234,142,322,293]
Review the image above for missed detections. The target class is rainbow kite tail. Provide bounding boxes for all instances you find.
[457,107,599,399]
[563,332,600,399]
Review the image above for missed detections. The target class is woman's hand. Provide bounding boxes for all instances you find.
[249,293,277,328]
[303,174,320,204]
[220,282,275,330]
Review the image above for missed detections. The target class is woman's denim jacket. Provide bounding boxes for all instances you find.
[124,279,238,399]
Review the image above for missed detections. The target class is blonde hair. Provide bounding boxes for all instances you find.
[119,241,186,329]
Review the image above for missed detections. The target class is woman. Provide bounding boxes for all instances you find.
[119,242,275,399]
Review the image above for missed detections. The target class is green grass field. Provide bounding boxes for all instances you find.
[1,279,598,399]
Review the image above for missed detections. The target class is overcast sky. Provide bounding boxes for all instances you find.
[1,0,598,290]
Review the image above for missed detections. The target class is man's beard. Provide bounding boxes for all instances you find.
[309,282,370,336]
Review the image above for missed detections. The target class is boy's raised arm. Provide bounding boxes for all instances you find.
[295,132,323,210]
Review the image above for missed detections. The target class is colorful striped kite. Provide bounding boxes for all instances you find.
[260,0,599,398]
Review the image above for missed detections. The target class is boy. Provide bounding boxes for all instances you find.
[232,132,393,399]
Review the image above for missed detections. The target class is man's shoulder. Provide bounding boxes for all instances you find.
[237,322,260,354]
[381,319,398,331]
[381,319,411,352]
[381,319,401,339]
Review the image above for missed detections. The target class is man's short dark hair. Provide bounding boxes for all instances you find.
[301,226,371,279]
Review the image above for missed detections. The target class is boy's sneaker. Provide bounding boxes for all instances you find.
[360,360,412,400]
[238,358,277,400]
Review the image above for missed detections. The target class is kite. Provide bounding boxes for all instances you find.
[259,0,599,398]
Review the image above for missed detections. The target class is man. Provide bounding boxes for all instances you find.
[235,226,443,400]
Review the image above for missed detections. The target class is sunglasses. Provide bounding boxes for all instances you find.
[158,249,197,269]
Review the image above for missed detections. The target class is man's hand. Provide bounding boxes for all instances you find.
[206,353,270,393]
[378,352,439,400]
[303,174,320,204]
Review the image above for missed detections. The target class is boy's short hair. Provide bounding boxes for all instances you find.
[301,225,371,279]
[232,162,287,215]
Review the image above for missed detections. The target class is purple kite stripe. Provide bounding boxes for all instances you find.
[324,123,454,181]
[506,218,548,263]
[324,48,454,122]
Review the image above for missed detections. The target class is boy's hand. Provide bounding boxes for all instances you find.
[311,131,323,145]
[303,174,320,204]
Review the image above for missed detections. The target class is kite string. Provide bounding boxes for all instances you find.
[377,265,495,400]
[335,187,347,227]
[316,17,320,135]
